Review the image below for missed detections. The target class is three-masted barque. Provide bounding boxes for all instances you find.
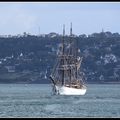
[50,23,87,95]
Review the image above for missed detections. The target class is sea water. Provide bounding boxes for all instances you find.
[0,84,120,118]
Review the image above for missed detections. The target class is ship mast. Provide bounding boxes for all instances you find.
[69,22,72,85]
[70,22,72,54]
[62,24,65,85]
[75,34,78,80]
[70,23,78,81]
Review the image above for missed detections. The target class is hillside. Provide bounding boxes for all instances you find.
[0,31,120,83]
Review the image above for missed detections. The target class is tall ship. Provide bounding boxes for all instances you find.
[50,23,87,95]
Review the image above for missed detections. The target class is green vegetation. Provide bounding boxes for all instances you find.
[0,31,120,83]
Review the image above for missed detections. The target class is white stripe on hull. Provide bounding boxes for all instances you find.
[53,85,86,95]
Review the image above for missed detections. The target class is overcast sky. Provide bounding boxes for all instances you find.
[0,2,120,35]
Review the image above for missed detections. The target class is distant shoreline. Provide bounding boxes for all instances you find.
[0,82,120,84]
[86,82,120,84]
